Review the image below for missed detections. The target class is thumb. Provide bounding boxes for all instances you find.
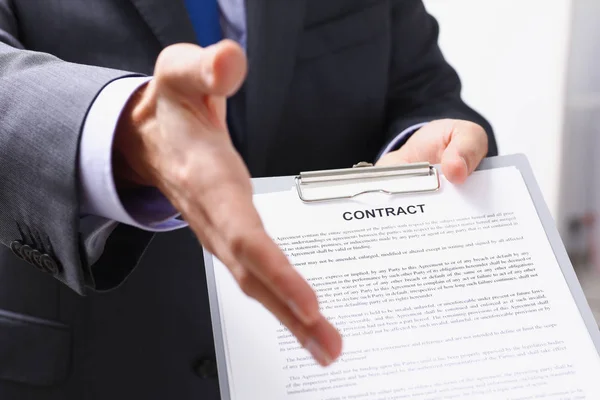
[441,123,488,184]
[155,40,247,99]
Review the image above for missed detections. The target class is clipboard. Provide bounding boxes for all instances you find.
[203,154,600,400]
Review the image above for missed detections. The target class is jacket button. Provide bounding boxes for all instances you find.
[31,250,44,271]
[41,254,60,275]
[10,241,23,259]
[192,358,218,379]
[20,244,33,263]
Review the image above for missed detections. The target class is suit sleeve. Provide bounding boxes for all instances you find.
[0,1,152,295]
[384,0,498,157]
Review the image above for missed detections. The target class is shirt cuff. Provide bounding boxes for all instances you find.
[79,76,188,232]
[377,122,429,160]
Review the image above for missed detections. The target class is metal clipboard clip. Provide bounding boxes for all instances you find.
[295,161,441,203]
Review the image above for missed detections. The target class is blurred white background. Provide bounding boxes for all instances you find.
[423,0,600,319]
[423,0,571,218]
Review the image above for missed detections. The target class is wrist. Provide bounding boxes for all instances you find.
[113,81,158,189]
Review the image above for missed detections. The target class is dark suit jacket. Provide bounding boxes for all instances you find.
[0,0,497,398]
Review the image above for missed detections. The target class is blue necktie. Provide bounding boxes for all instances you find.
[184,0,222,47]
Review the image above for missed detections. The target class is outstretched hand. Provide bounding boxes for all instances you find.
[114,41,342,366]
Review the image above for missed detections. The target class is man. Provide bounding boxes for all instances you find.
[0,0,497,398]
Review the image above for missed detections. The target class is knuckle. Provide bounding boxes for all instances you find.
[226,220,263,258]
[236,271,254,297]
[228,231,252,260]
[166,159,194,187]
[464,122,489,152]
[479,133,489,153]
[479,127,489,144]
[460,120,485,137]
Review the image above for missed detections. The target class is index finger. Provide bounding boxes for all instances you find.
[233,227,322,326]
[194,151,323,327]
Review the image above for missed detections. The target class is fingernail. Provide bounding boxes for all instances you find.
[460,155,469,171]
[203,61,215,87]
[305,338,332,367]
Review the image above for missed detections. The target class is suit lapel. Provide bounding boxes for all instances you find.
[244,0,307,176]
[129,0,197,47]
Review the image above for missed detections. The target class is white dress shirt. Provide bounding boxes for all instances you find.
[78,0,422,232]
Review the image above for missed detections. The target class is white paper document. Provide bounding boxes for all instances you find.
[211,166,600,399]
